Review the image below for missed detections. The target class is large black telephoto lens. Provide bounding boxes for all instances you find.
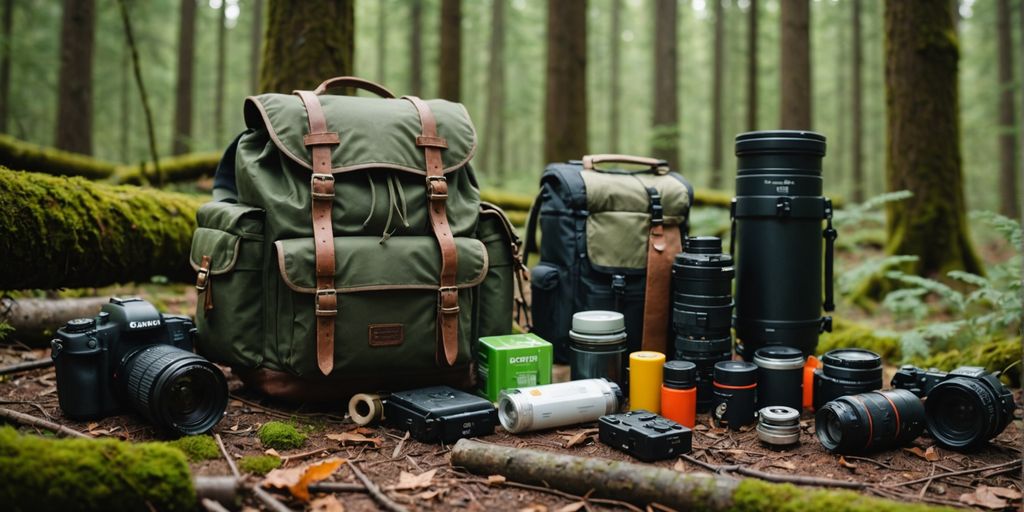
[925,368,1015,450]
[123,344,228,435]
[672,236,734,413]
[732,131,836,359]
[815,389,925,454]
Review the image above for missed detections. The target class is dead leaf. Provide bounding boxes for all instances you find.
[837,456,857,470]
[390,468,437,491]
[413,489,446,501]
[903,446,940,462]
[263,458,345,502]
[230,424,239,431]
[673,459,686,472]
[770,460,798,471]
[352,427,378,435]
[561,428,598,449]
[960,486,1012,510]
[326,432,383,448]
[264,448,281,457]
[987,487,1023,501]
[518,506,547,512]
[310,495,345,512]
[487,475,506,486]
[86,422,99,432]
[555,502,586,512]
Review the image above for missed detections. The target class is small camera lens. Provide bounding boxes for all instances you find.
[925,376,1011,449]
[122,345,228,436]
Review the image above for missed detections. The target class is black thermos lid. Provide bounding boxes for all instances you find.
[713,360,758,387]
[663,360,697,389]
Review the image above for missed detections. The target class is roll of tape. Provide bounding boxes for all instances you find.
[348,393,386,426]
[629,351,666,413]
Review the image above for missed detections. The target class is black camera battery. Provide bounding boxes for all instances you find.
[598,410,692,462]
[384,386,498,444]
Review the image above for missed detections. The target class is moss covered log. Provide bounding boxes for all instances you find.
[0,168,203,290]
[115,151,221,185]
[0,426,196,512]
[0,134,116,179]
[451,439,951,511]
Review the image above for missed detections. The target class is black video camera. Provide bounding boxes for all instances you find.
[891,365,1015,449]
[51,297,228,436]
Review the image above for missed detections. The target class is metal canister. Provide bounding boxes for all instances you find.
[569,311,628,386]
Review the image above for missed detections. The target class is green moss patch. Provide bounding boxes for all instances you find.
[919,337,1021,386]
[239,455,283,475]
[165,435,220,462]
[818,317,901,360]
[0,426,195,512]
[258,421,307,450]
[731,479,955,512]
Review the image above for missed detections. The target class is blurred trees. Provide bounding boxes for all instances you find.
[260,0,353,93]
[172,0,195,155]
[995,0,1019,219]
[544,0,587,164]
[55,0,95,154]
[439,0,461,101]
[779,0,810,129]
[709,0,723,187]
[651,0,679,171]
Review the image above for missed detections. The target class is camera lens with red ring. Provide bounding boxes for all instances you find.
[814,389,925,454]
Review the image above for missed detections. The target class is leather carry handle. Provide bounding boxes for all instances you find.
[582,154,670,175]
[313,76,397,98]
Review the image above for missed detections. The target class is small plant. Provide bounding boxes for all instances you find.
[238,455,282,475]
[258,421,307,450]
[165,435,220,462]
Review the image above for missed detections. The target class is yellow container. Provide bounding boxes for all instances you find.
[629,351,666,412]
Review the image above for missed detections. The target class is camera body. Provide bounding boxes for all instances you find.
[51,298,195,420]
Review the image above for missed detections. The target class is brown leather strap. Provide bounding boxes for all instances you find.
[642,224,681,354]
[402,95,460,367]
[295,89,340,376]
[196,255,213,314]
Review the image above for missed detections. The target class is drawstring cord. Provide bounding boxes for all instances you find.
[379,173,410,243]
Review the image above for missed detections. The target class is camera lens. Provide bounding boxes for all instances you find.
[925,375,1014,450]
[122,345,228,435]
[814,389,925,454]
[754,346,805,410]
[674,336,732,413]
[672,236,734,339]
[812,348,882,410]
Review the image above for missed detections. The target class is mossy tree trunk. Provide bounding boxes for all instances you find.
[779,0,811,129]
[0,168,201,290]
[483,0,506,181]
[55,0,95,155]
[880,0,982,282]
[172,0,197,155]
[652,0,680,172]
[544,0,588,164]
[439,0,461,101]
[259,0,354,94]
[995,0,1019,219]
[249,0,262,93]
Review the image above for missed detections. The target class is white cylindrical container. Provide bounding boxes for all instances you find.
[497,378,622,433]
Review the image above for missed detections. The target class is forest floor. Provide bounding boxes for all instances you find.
[0,341,1021,511]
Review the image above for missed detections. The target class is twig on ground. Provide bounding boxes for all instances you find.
[406,454,423,472]
[0,407,89,438]
[840,455,904,471]
[918,464,937,499]
[0,358,53,376]
[0,400,54,420]
[251,486,295,512]
[481,478,645,512]
[392,431,410,459]
[200,498,231,512]
[349,462,409,512]
[887,458,1022,489]
[679,454,865,489]
[280,447,332,467]
[307,482,367,494]
[214,433,240,479]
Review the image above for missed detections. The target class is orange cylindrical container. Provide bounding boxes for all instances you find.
[803,354,822,410]
[660,360,697,428]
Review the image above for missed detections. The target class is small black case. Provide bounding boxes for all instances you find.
[598,410,692,462]
[384,386,498,443]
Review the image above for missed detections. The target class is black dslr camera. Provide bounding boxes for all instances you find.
[51,298,228,436]
[891,365,1015,449]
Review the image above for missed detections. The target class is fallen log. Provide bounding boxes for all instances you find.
[449,439,953,512]
[115,152,222,186]
[0,168,204,290]
[0,296,111,343]
[0,134,116,179]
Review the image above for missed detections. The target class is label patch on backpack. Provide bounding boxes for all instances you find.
[368,324,405,347]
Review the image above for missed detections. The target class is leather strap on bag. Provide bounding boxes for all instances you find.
[642,187,679,354]
[295,89,341,376]
[402,95,460,367]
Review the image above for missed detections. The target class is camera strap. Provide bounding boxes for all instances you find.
[641,186,678,354]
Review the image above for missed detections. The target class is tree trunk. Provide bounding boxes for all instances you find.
[779,0,811,129]
[439,0,461,101]
[214,1,227,146]
[120,46,131,162]
[709,0,724,187]
[544,0,587,164]
[119,0,162,187]
[450,440,945,512]
[996,0,1019,219]
[0,133,115,179]
[1,297,111,344]
[483,0,506,180]
[409,0,423,96]
[54,0,95,155]
[881,0,982,280]
[0,0,13,133]
[260,0,354,94]
[172,0,197,155]
[652,0,680,171]
[377,0,387,84]
[851,0,864,203]
[250,0,262,93]
[0,168,201,290]
[745,0,758,132]
[608,0,622,152]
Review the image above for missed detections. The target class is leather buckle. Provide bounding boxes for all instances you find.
[311,173,335,199]
[195,267,209,291]
[438,286,459,314]
[315,288,338,316]
[427,176,448,200]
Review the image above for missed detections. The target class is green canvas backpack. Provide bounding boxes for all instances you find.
[188,77,524,400]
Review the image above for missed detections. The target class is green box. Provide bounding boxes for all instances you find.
[477,333,553,401]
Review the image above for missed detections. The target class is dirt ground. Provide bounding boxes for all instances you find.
[0,343,1021,512]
